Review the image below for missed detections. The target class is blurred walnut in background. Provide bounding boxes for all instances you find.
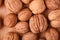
[22,32,37,40]
[45,28,59,40]
[29,0,46,14]
[15,22,29,36]
[4,13,17,27]
[48,10,60,28]
[2,32,19,40]
[29,14,48,33]
[45,0,60,10]
[0,0,2,6]
[18,8,32,21]
[5,0,22,13]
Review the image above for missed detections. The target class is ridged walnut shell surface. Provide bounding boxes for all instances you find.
[2,33,19,40]
[5,0,22,13]
[15,22,29,35]
[48,10,60,28]
[45,0,60,10]
[18,8,32,21]
[4,13,17,27]
[29,0,46,14]
[45,28,59,40]
[22,32,37,40]
[29,14,48,33]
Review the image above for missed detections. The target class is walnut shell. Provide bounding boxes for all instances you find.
[0,0,2,6]
[45,28,59,40]
[18,8,32,21]
[22,32,37,40]
[48,10,60,28]
[39,38,45,40]
[21,0,31,4]
[29,0,46,14]
[45,0,60,10]
[29,14,48,33]
[5,0,22,13]
[2,32,19,40]
[4,13,17,27]
[15,22,29,35]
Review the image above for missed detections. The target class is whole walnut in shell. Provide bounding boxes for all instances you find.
[48,10,60,28]
[2,32,19,40]
[21,0,31,4]
[4,13,17,27]
[22,32,37,40]
[0,0,2,6]
[15,22,29,35]
[5,0,22,13]
[29,14,48,33]
[45,28,59,40]
[18,8,32,21]
[29,0,46,14]
[45,0,60,10]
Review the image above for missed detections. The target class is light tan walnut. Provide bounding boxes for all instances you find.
[2,32,19,40]
[18,8,32,21]
[0,0,2,6]
[45,28,59,40]
[45,0,60,10]
[21,0,31,4]
[22,32,37,40]
[29,14,48,33]
[5,0,22,13]
[15,22,29,35]
[4,13,17,27]
[48,10,60,28]
[29,0,46,14]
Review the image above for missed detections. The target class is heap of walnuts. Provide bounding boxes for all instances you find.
[0,0,60,40]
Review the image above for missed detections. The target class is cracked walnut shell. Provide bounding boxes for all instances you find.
[45,28,59,40]
[18,8,32,21]
[29,14,48,33]
[5,0,22,13]
[22,32,37,40]
[4,13,17,27]
[48,10,60,28]
[29,0,46,14]
[15,22,29,35]
[2,32,19,40]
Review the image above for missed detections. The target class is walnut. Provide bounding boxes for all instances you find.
[18,8,32,21]
[48,10,60,28]
[22,32,37,40]
[45,0,60,10]
[0,18,1,28]
[0,0,2,6]
[39,38,45,40]
[21,0,31,4]
[15,22,29,35]
[29,0,46,14]
[29,14,48,33]
[4,13,17,27]
[5,0,22,13]
[2,32,19,40]
[45,28,59,40]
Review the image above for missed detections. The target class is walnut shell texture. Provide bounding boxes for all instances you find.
[29,0,46,14]
[48,10,60,28]
[22,32,37,40]
[15,22,29,35]
[2,32,19,40]
[4,13,17,27]
[45,28,59,40]
[18,8,32,21]
[45,0,60,10]
[29,14,48,33]
[5,0,22,13]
